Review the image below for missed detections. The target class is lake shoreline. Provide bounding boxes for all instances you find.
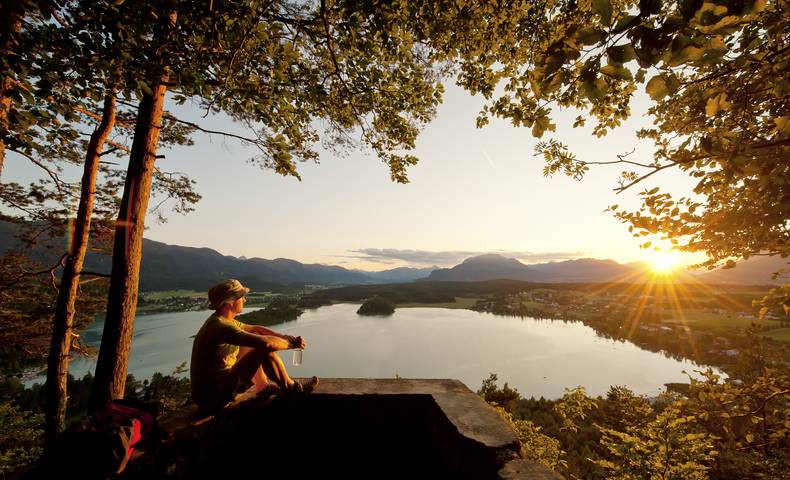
[33,303,724,400]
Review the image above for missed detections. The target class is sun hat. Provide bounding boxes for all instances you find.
[207,279,250,309]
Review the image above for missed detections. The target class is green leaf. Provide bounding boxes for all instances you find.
[577,28,606,46]
[773,116,790,135]
[601,64,633,80]
[646,75,669,100]
[705,96,719,117]
[669,45,706,66]
[705,92,731,117]
[531,115,556,138]
[613,15,639,33]
[698,15,742,34]
[592,0,613,24]
[582,76,608,102]
[607,45,637,63]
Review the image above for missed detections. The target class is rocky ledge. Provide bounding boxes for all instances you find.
[143,378,562,479]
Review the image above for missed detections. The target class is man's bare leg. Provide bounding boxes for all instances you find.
[237,347,268,392]
[258,351,296,390]
[234,348,296,391]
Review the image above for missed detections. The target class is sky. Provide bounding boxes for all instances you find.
[4,82,706,272]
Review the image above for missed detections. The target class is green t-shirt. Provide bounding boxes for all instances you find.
[190,314,262,400]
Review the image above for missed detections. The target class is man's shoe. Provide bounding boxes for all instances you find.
[300,376,319,394]
[287,376,319,397]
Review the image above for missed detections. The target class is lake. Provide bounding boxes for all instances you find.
[45,303,714,399]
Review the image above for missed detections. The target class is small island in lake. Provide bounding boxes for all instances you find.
[357,296,395,316]
[238,297,304,326]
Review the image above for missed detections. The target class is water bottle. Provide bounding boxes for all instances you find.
[292,349,303,366]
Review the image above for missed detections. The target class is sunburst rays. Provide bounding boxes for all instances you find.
[575,262,754,362]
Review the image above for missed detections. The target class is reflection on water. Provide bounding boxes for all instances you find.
[44,304,715,399]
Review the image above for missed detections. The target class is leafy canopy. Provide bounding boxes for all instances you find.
[455,0,788,269]
[6,1,788,279]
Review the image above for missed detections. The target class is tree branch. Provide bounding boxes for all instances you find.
[7,148,76,197]
[114,98,262,145]
[319,0,370,136]
[202,4,271,118]
[162,112,261,144]
[0,253,67,294]
[74,106,135,126]
[78,276,107,286]
[106,140,130,153]
[149,196,170,216]
[48,257,63,291]
[99,146,122,157]
[614,162,679,194]
[580,149,655,169]
[79,270,111,278]
[750,138,790,150]
[748,388,790,416]
[0,196,47,221]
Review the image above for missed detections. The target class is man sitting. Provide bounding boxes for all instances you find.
[190,279,318,413]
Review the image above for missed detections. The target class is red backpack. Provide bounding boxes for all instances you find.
[41,399,160,479]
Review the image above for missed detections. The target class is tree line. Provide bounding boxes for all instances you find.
[479,326,790,478]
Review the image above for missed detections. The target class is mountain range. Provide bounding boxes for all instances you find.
[425,254,650,283]
[0,221,784,291]
[426,253,786,285]
[0,222,437,290]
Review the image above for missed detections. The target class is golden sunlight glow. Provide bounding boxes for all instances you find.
[649,252,682,273]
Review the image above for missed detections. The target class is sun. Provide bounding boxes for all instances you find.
[649,252,681,273]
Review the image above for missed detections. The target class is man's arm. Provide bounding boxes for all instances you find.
[241,324,288,339]
[218,321,293,351]
[241,324,307,349]
[256,334,293,351]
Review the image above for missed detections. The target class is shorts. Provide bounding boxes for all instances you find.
[193,370,252,413]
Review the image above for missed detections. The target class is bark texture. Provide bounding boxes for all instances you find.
[89,86,167,411]
[44,95,116,449]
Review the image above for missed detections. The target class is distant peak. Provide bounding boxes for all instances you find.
[463,254,523,265]
[568,258,618,265]
[464,253,504,262]
[272,257,300,264]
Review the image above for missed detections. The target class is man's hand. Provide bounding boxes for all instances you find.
[289,335,306,349]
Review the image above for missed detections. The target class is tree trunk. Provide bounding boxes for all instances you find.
[89,85,167,411]
[44,95,116,451]
[0,2,23,179]
[0,74,10,177]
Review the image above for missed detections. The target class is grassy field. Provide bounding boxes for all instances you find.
[763,328,790,342]
[520,300,548,310]
[396,297,481,309]
[661,308,771,330]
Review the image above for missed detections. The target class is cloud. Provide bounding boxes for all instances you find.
[343,248,585,267]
